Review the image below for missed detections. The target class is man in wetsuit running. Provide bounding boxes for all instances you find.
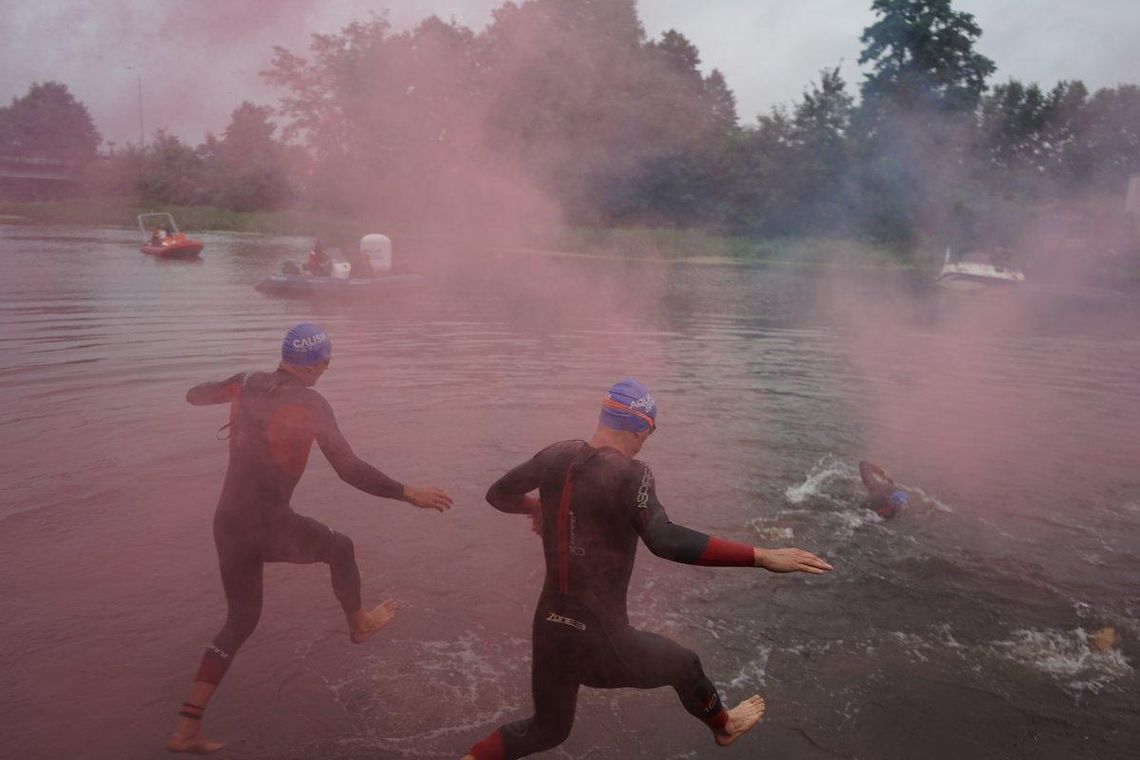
[167,322,453,754]
[462,379,833,759]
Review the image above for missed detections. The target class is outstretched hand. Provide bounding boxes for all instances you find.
[755,547,833,574]
[404,485,453,512]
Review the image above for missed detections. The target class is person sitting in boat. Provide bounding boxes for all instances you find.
[151,226,167,246]
[858,461,908,520]
[349,246,374,279]
[304,240,332,277]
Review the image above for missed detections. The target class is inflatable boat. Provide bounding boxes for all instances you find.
[255,233,423,297]
[138,213,203,259]
[255,272,424,296]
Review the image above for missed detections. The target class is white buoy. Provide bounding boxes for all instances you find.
[360,233,392,273]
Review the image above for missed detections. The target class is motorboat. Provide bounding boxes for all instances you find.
[138,212,203,259]
[935,247,1025,292]
[255,233,423,297]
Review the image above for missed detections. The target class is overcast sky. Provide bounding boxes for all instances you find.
[4,0,1139,147]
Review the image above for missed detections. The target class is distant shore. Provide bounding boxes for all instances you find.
[0,198,923,269]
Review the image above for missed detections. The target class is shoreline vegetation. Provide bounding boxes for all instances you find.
[0,198,918,270]
[4,2,1136,284]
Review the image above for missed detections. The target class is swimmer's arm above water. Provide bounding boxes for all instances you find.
[859,460,893,491]
[185,373,247,405]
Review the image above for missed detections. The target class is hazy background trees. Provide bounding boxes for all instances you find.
[0,81,101,164]
[5,0,1138,255]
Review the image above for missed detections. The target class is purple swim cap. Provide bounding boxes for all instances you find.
[281,322,331,367]
[599,379,657,432]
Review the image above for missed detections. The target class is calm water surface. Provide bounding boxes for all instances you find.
[1,225,1138,759]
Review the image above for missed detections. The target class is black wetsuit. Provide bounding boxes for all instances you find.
[186,370,404,684]
[470,441,756,760]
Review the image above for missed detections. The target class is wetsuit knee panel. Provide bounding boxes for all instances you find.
[327,530,355,563]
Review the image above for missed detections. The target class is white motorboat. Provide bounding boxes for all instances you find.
[936,247,1025,292]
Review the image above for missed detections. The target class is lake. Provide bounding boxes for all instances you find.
[1,223,1137,759]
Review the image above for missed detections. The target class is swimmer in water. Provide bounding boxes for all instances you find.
[166,322,453,755]
[462,379,833,760]
[858,461,908,519]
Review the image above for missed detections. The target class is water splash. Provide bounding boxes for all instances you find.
[783,455,856,506]
[993,627,1132,695]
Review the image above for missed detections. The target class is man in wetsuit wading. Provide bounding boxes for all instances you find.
[463,379,833,759]
[167,323,453,754]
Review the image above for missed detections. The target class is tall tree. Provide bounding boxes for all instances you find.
[703,69,738,134]
[264,13,480,215]
[787,68,856,232]
[851,0,996,248]
[859,0,995,115]
[136,130,205,205]
[1084,84,1140,187]
[204,102,293,210]
[0,81,101,163]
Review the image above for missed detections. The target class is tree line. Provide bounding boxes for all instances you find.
[3,0,1138,252]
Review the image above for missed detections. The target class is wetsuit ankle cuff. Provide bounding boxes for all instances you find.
[705,707,729,730]
[469,729,505,760]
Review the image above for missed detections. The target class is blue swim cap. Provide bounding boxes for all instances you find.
[281,322,332,367]
[599,379,657,432]
[889,490,909,508]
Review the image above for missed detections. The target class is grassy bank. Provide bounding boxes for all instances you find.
[1,198,915,268]
[0,198,355,238]
[545,226,908,267]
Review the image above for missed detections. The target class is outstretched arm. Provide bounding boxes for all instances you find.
[186,373,246,405]
[859,460,893,491]
[640,507,832,573]
[313,396,452,511]
[633,465,832,574]
[637,507,755,566]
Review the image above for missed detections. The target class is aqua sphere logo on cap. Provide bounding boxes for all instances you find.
[600,379,656,432]
[629,393,655,412]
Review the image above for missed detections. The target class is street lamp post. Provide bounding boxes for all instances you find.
[127,66,143,148]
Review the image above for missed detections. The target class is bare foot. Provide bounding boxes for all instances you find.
[350,599,397,644]
[713,695,766,747]
[167,726,224,755]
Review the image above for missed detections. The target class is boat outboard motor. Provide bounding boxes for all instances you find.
[360,233,392,273]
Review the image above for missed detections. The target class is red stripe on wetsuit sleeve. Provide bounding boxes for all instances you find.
[696,537,755,567]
